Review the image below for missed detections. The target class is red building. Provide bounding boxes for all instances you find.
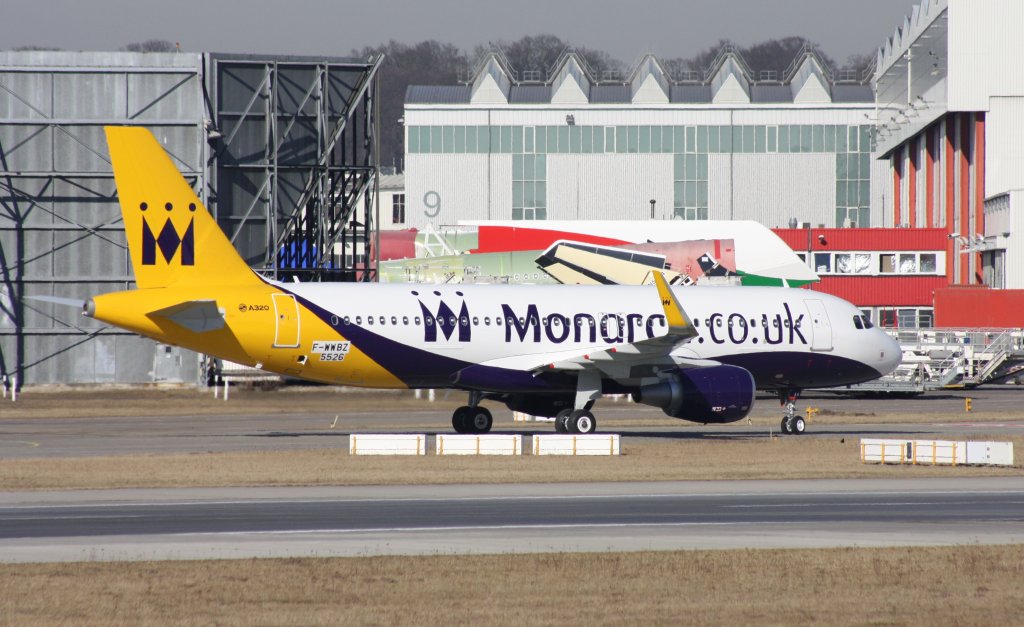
[773,227,947,328]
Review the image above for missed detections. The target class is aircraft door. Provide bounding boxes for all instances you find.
[272,293,301,348]
[804,299,833,352]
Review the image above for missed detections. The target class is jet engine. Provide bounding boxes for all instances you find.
[633,365,754,423]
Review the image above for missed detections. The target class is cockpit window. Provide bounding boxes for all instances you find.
[853,315,874,330]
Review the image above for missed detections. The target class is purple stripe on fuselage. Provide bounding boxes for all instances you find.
[279,286,566,391]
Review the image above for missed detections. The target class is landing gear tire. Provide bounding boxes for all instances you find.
[453,405,492,434]
[568,410,596,434]
[555,409,572,433]
[791,416,806,435]
[467,407,493,434]
[780,417,792,434]
[452,407,470,433]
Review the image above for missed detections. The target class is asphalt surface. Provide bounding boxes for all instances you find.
[1,387,1023,459]
[1,478,1022,562]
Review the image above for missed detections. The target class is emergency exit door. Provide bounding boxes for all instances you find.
[804,299,833,352]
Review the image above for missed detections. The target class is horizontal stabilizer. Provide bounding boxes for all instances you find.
[147,300,225,333]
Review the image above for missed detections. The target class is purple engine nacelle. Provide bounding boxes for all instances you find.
[633,365,755,423]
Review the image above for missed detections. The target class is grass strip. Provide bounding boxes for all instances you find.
[2,545,1023,625]
[2,437,1020,490]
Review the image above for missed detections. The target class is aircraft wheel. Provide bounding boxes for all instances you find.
[467,407,493,434]
[570,410,596,434]
[791,416,806,435]
[780,417,792,435]
[452,406,470,433]
[555,409,572,433]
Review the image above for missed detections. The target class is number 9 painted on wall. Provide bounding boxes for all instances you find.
[424,191,441,218]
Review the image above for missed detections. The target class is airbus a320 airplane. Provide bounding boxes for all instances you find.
[81,127,901,435]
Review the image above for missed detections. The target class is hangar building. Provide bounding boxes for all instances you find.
[403,47,881,231]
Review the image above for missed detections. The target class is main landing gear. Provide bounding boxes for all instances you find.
[554,408,597,434]
[554,371,600,434]
[452,391,493,434]
[778,389,806,435]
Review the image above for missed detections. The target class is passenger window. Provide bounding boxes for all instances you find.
[355,316,362,324]
[379,316,385,325]
[402,316,409,325]
[415,317,421,325]
[391,316,397,325]
[472,316,479,325]
[484,317,491,326]
[343,316,350,325]
[367,317,374,325]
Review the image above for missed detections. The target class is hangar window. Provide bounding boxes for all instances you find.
[392,194,405,225]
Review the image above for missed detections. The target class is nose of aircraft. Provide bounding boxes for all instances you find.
[877,330,903,376]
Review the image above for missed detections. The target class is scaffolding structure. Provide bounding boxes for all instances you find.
[0,51,382,387]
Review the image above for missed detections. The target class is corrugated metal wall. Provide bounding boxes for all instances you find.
[730,153,836,227]
[985,97,1024,198]
[0,51,205,385]
[2,51,378,386]
[546,154,673,220]
[948,0,1024,112]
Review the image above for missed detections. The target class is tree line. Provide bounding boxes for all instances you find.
[16,36,875,173]
[354,35,875,171]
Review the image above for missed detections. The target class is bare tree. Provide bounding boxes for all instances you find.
[843,52,876,76]
[675,37,836,78]
[122,40,179,53]
[352,40,469,172]
[473,35,623,81]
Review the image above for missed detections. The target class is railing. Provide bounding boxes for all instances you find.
[782,43,834,84]
[703,44,755,83]
[830,327,1024,393]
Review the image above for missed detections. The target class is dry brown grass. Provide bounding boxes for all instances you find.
[2,546,1023,625]
[2,436,1021,490]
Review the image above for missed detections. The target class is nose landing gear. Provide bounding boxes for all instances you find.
[779,389,805,435]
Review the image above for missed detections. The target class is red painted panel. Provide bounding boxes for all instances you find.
[945,116,956,283]
[908,138,918,227]
[377,229,418,260]
[771,228,946,252]
[925,127,935,227]
[474,226,628,253]
[935,287,1024,328]
[893,147,902,226]
[959,113,971,284]
[806,276,946,307]
[974,113,986,284]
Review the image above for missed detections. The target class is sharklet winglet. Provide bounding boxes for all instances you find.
[652,271,697,340]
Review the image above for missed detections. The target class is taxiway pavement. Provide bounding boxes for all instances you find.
[1,478,1022,562]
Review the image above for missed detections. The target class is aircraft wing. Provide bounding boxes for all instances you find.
[515,272,713,376]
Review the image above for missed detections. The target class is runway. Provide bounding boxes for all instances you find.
[2,478,1022,562]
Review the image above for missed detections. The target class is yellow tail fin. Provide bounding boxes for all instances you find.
[105,126,259,288]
